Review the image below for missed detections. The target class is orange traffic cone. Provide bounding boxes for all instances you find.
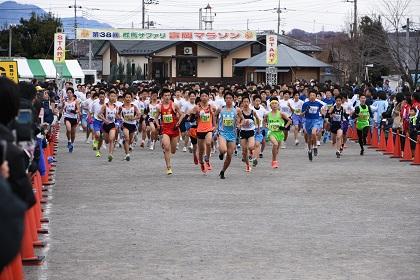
[10,254,24,280]
[411,136,420,166]
[21,213,45,265]
[400,133,413,162]
[366,129,372,145]
[369,127,379,149]
[0,265,12,280]
[390,131,402,158]
[383,128,395,155]
[376,128,387,151]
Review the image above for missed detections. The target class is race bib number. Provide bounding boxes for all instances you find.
[294,108,301,114]
[163,114,173,124]
[124,114,134,121]
[332,114,341,122]
[223,117,234,127]
[200,111,211,122]
[269,122,280,132]
[309,106,319,114]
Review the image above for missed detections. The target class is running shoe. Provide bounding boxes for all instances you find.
[252,158,258,167]
[125,154,130,161]
[316,140,321,146]
[295,139,299,146]
[188,144,193,153]
[193,154,199,165]
[96,151,101,157]
[308,150,313,161]
[67,142,71,149]
[360,149,364,156]
[69,143,73,153]
[336,151,341,158]
[92,140,98,151]
[281,142,286,149]
[205,161,212,171]
[245,164,251,172]
[200,162,207,174]
[140,141,145,148]
[259,153,263,158]
[219,170,225,179]
[234,150,238,156]
[271,161,279,169]
[85,139,91,144]
[166,168,173,175]
[149,141,155,150]
[219,153,224,161]
[182,147,187,152]
[313,148,318,156]
[108,155,113,162]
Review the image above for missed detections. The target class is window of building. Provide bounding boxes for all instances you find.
[177,58,197,77]
[232,58,246,77]
[251,43,264,57]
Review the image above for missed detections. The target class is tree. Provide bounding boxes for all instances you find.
[0,12,62,58]
[117,61,125,82]
[108,63,118,83]
[380,0,420,88]
[135,65,143,80]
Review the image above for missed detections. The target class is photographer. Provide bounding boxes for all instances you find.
[0,77,31,272]
[0,77,35,209]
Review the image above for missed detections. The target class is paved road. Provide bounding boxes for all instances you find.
[25,129,420,280]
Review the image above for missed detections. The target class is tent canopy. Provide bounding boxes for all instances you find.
[14,59,84,80]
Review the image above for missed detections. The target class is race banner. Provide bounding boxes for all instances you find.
[266,34,278,65]
[54,33,66,63]
[76,28,257,41]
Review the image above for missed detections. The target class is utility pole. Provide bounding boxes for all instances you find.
[143,0,159,29]
[142,0,145,29]
[247,19,249,30]
[277,0,281,34]
[69,0,82,55]
[405,18,410,73]
[346,0,357,38]
[199,8,202,30]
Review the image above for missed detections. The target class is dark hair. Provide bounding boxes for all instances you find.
[67,87,75,94]
[18,82,36,101]
[335,95,343,101]
[378,91,387,101]
[188,91,196,97]
[270,96,279,102]
[200,89,209,96]
[161,88,171,95]
[0,77,20,125]
[395,92,404,104]
[123,91,133,98]
[224,91,234,99]
[253,94,262,101]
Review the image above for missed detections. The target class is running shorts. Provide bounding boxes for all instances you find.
[304,118,323,133]
[292,114,303,127]
[102,123,116,134]
[267,131,285,142]
[240,130,255,140]
[219,131,236,142]
[197,131,212,140]
[93,119,103,133]
[64,117,78,127]
[255,129,264,143]
[123,123,137,134]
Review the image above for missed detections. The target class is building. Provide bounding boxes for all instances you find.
[234,44,330,84]
[95,33,325,84]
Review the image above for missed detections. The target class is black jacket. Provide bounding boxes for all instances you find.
[0,124,35,209]
[0,177,26,271]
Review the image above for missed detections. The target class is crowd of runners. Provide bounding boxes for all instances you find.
[53,80,420,178]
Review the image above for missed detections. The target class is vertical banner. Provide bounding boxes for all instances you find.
[54,33,66,63]
[266,34,278,65]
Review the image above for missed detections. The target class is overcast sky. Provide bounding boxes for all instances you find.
[15,0,420,33]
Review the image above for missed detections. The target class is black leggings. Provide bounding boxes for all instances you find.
[357,127,369,150]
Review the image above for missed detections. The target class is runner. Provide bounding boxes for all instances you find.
[237,95,259,172]
[192,89,217,174]
[80,90,92,141]
[90,90,106,157]
[263,97,292,168]
[132,90,147,148]
[289,91,304,145]
[157,88,184,175]
[328,95,347,158]
[216,91,238,179]
[118,91,140,161]
[63,87,80,153]
[145,90,160,150]
[278,90,293,149]
[251,94,267,165]
[99,90,118,162]
[301,90,325,161]
[353,93,372,155]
